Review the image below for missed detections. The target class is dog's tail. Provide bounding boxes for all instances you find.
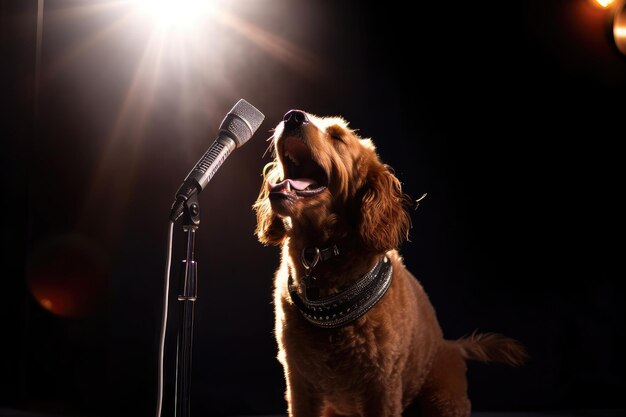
[454,331,527,367]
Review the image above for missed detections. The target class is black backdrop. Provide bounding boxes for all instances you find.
[1,0,624,416]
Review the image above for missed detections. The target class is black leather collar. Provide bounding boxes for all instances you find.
[288,257,393,329]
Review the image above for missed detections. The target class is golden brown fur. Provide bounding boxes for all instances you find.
[254,111,526,417]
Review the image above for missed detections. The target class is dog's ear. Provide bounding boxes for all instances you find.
[359,159,411,252]
[253,162,287,245]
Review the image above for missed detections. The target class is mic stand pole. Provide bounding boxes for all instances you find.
[175,194,200,417]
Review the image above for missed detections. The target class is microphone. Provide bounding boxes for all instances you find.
[170,99,265,221]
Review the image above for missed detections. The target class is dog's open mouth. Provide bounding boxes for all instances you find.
[269,136,327,199]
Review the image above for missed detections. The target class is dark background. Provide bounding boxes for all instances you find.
[1,0,624,416]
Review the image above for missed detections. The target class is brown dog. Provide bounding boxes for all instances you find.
[254,110,526,417]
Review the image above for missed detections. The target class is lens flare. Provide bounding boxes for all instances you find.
[27,234,110,318]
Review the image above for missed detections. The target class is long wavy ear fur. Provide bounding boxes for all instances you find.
[253,162,287,245]
[359,160,411,252]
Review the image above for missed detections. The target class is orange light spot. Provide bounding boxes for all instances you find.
[594,0,615,8]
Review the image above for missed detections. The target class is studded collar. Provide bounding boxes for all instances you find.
[287,256,393,329]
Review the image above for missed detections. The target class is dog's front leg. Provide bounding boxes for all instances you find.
[285,368,323,417]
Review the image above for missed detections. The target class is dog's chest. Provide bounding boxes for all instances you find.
[281,304,388,391]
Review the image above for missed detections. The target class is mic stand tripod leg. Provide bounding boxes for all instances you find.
[175,194,200,417]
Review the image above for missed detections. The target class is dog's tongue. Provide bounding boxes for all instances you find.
[270,178,317,192]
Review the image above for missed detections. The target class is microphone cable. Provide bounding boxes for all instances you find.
[156,220,175,417]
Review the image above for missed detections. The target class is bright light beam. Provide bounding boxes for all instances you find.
[133,0,217,32]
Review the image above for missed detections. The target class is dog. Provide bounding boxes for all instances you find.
[253,110,526,417]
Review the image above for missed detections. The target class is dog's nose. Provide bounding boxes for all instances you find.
[283,110,309,131]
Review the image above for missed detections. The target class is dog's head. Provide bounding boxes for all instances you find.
[254,110,411,252]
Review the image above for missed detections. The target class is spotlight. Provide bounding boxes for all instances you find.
[614,1,626,54]
[133,0,218,32]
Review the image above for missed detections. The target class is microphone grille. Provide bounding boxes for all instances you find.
[219,99,265,147]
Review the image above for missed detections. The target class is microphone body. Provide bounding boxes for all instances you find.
[174,135,236,206]
[170,99,264,221]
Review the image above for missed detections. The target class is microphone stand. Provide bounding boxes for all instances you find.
[175,194,200,417]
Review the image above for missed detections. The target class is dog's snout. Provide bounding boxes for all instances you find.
[283,110,309,131]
